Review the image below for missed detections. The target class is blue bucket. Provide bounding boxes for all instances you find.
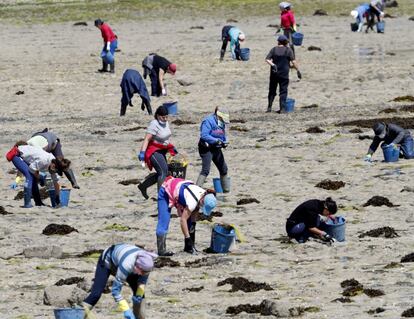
[210,224,236,253]
[382,143,399,162]
[285,98,295,113]
[48,189,71,207]
[101,51,114,64]
[213,178,223,193]
[292,32,304,46]
[325,216,346,242]
[54,308,84,319]
[163,101,178,115]
[376,21,385,33]
[240,48,250,61]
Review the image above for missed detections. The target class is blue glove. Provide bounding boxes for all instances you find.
[132,295,143,304]
[123,309,135,319]
[10,182,18,190]
[138,151,145,162]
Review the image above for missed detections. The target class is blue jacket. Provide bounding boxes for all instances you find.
[120,69,151,108]
[355,3,370,24]
[200,114,227,146]
[228,27,242,60]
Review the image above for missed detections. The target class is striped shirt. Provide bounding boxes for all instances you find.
[103,244,148,302]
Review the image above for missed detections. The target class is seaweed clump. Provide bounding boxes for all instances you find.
[363,196,395,207]
[315,179,345,190]
[217,277,273,293]
[358,227,399,238]
[42,224,78,236]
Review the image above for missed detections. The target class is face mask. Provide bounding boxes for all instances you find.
[158,120,167,125]
[218,119,225,129]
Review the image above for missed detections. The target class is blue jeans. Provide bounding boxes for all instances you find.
[400,136,414,159]
[156,187,172,236]
[286,217,323,243]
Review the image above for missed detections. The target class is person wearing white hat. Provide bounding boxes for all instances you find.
[196,107,230,191]
[82,244,157,319]
[220,25,245,61]
[279,2,297,57]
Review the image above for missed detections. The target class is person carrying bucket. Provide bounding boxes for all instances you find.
[156,176,217,256]
[6,143,69,208]
[285,197,337,244]
[364,122,414,162]
[137,105,178,200]
[195,107,230,192]
[120,69,152,116]
[82,244,157,319]
[27,128,80,189]
[94,19,118,73]
[219,25,245,61]
[366,0,385,32]
[265,34,301,113]
[142,53,176,97]
[279,2,297,57]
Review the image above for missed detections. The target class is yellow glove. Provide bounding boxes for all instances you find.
[229,224,245,243]
[118,299,130,312]
[82,303,97,319]
[136,284,145,297]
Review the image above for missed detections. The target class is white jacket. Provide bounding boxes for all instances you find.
[18,145,55,174]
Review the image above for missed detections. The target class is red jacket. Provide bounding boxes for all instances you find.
[280,10,295,29]
[144,141,176,170]
[100,23,116,43]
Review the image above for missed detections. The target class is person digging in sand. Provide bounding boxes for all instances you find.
[196,107,230,192]
[137,105,178,199]
[156,176,217,256]
[82,244,157,319]
[364,122,414,161]
[27,128,80,189]
[219,25,245,61]
[265,34,301,113]
[285,197,337,243]
[142,53,176,97]
[6,143,70,208]
[120,69,152,116]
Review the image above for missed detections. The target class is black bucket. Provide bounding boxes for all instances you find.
[168,163,187,178]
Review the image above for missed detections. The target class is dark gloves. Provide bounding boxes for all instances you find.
[184,237,196,254]
[297,70,302,79]
[271,64,278,73]
[322,232,335,244]
[217,140,228,148]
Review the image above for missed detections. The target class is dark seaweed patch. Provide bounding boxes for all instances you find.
[172,119,195,126]
[401,252,414,263]
[0,206,12,215]
[363,196,395,207]
[217,277,273,293]
[315,179,345,190]
[337,117,414,129]
[197,211,223,222]
[306,126,325,133]
[226,303,262,315]
[155,257,180,268]
[190,26,204,29]
[237,198,260,205]
[118,178,140,186]
[308,46,322,51]
[402,307,414,317]
[343,285,364,296]
[230,126,249,132]
[349,128,363,133]
[341,278,361,288]
[77,249,103,257]
[364,288,385,297]
[55,277,84,286]
[42,224,78,236]
[183,286,204,292]
[358,227,399,238]
[331,297,353,303]
[122,126,146,132]
[15,90,24,95]
[231,119,246,123]
[392,95,414,102]
[73,21,88,26]
[91,130,107,135]
[303,104,319,109]
[367,307,385,314]
[379,108,397,114]
[14,187,49,201]
[400,105,414,112]
[313,9,328,15]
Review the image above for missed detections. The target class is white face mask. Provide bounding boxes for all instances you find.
[218,119,225,128]
[158,120,167,125]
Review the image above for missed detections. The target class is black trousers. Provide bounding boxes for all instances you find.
[220,26,240,60]
[149,69,161,97]
[198,141,228,177]
[268,73,289,110]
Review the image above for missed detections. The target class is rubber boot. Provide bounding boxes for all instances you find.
[98,61,108,73]
[23,187,33,208]
[184,237,196,254]
[267,95,275,113]
[220,175,231,193]
[82,302,97,319]
[157,234,174,256]
[220,49,225,61]
[133,300,146,319]
[137,173,157,200]
[189,222,196,246]
[196,174,207,187]
[145,102,153,115]
[109,62,115,73]
[64,169,80,189]
[32,188,44,206]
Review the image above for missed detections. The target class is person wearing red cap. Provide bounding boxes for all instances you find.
[143,53,176,97]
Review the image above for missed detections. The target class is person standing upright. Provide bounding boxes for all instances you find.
[265,35,301,113]
[95,19,118,73]
[279,2,297,57]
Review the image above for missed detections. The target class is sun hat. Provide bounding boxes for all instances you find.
[216,108,230,124]
[135,250,158,272]
[201,193,216,216]
[279,2,292,9]
[350,10,359,19]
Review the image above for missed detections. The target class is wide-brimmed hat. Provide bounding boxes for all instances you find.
[216,108,230,124]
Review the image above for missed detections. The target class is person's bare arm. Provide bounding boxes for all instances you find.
[180,208,192,238]
[140,133,153,152]
[158,69,165,91]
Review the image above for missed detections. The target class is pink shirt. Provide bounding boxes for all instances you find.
[280,10,295,29]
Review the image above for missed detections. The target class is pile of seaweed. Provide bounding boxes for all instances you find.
[217,277,273,292]
[359,227,399,238]
[315,179,345,190]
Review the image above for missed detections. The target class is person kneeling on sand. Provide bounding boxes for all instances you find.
[6,143,70,208]
[196,107,230,192]
[156,176,217,256]
[220,25,245,61]
[364,122,414,162]
[82,244,157,319]
[120,69,152,116]
[27,128,80,189]
[285,197,337,243]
